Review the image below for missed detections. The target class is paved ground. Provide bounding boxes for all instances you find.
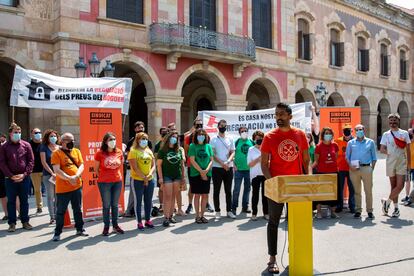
[0,153,414,275]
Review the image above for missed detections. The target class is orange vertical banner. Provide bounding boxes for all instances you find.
[79,108,125,219]
[319,107,361,140]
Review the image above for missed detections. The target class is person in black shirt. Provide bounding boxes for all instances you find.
[29,128,44,214]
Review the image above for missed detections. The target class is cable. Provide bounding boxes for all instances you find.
[280,206,288,269]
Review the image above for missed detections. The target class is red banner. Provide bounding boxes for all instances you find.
[79,108,124,218]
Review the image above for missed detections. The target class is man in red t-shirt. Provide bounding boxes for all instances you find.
[261,103,309,274]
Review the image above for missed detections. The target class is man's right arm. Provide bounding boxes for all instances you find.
[261,152,272,180]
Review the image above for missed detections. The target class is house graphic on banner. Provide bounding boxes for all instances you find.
[26,79,53,101]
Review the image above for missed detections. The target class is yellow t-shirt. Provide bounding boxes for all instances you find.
[127,147,154,181]
[410,142,414,169]
[51,148,83,194]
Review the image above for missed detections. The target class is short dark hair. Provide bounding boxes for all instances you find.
[43,129,60,146]
[0,133,6,138]
[134,121,145,128]
[192,128,210,144]
[320,127,334,142]
[159,127,168,134]
[238,126,248,134]
[218,119,227,126]
[252,130,264,140]
[276,102,292,115]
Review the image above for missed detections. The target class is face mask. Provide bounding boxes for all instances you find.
[170,137,177,145]
[108,140,116,149]
[323,134,333,142]
[255,139,263,145]
[197,135,205,143]
[343,129,351,137]
[139,139,148,148]
[195,124,203,129]
[218,127,227,133]
[161,132,168,138]
[34,133,42,140]
[356,130,364,138]
[12,133,21,142]
[66,141,74,150]
[240,132,248,139]
[49,136,57,145]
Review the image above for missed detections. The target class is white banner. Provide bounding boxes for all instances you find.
[10,65,132,114]
[198,102,312,140]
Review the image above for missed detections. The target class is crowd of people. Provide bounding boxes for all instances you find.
[0,103,413,274]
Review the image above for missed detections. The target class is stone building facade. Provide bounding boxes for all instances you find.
[0,0,412,142]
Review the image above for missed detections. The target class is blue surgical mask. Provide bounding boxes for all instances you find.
[49,136,57,144]
[197,135,205,143]
[323,134,333,142]
[34,133,42,140]
[170,137,177,145]
[139,139,148,148]
[12,133,21,142]
[356,130,364,138]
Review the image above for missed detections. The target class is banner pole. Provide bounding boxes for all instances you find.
[122,114,127,132]
[12,107,15,123]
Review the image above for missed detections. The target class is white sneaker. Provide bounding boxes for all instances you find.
[215,212,221,219]
[264,215,269,220]
[227,211,236,219]
[391,208,400,218]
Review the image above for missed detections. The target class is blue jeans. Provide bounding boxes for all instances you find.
[98,181,122,227]
[43,175,56,220]
[232,170,251,211]
[5,176,30,225]
[132,179,154,223]
[55,188,84,235]
[338,171,355,211]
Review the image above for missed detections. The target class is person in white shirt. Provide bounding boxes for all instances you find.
[247,130,268,221]
[380,113,411,218]
[210,120,236,219]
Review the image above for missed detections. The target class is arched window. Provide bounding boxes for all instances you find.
[252,0,272,49]
[357,37,369,72]
[107,0,143,24]
[298,19,312,60]
[399,50,408,80]
[190,0,216,31]
[380,43,390,76]
[330,29,344,67]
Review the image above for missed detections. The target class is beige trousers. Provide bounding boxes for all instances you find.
[349,166,373,213]
[31,172,43,209]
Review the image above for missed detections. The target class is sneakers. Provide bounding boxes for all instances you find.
[22,222,33,230]
[8,223,16,232]
[102,226,110,236]
[354,212,361,218]
[401,196,409,202]
[76,229,89,236]
[137,222,144,230]
[251,215,258,221]
[52,234,60,242]
[113,225,124,234]
[404,199,412,206]
[145,220,154,229]
[206,203,214,213]
[185,204,193,214]
[169,217,177,224]
[391,208,400,218]
[367,212,375,219]
[215,212,221,219]
[227,211,236,219]
[242,208,252,214]
[381,199,391,215]
[2,215,8,221]
[264,214,269,220]
[162,219,170,227]
[36,208,42,215]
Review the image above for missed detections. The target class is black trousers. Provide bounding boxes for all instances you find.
[251,176,268,216]
[212,167,233,212]
[55,188,84,235]
[267,198,284,256]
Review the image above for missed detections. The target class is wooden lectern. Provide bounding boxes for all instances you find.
[265,174,337,276]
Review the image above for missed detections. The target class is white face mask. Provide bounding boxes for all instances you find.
[241,132,248,139]
[108,140,116,149]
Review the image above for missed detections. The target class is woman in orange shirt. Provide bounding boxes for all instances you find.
[94,132,124,236]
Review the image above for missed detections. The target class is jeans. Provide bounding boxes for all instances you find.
[338,171,355,211]
[267,198,285,256]
[232,170,251,211]
[55,188,84,235]
[43,175,56,220]
[251,176,268,216]
[31,172,43,209]
[5,176,30,225]
[98,181,122,227]
[212,167,233,212]
[125,176,135,215]
[131,179,154,222]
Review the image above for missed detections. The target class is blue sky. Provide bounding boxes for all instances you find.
[387,0,414,9]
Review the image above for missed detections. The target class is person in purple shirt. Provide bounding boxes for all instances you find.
[0,123,34,232]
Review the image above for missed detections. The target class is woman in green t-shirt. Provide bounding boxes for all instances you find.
[306,132,316,174]
[188,129,214,224]
[157,131,185,227]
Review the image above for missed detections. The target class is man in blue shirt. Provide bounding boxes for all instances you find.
[346,124,377,219]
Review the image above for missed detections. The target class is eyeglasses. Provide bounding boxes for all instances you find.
[240,130,248,133]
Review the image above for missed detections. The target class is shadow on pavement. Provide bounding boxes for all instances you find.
[170,216,233,235]
[15,235,78,255]
[236,218,267,231]
[381,217,413,229]
[313,218,339,230]
[337,216,377,229]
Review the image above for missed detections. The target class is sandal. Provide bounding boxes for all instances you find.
[267,262,280,274]
[195,217,203,224]
[201,217,209,223]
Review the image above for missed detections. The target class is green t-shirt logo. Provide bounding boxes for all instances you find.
[197,149,208,160]
[241,143,250,155]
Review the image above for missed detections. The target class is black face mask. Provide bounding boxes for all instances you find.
[255,139,263,145]
[409,134,413,140]
[161,132,168,138]
[218,127,227,133]
[343,129,351,137]
[66,141,74,150]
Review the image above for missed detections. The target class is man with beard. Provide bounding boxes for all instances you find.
[261,103,309,274]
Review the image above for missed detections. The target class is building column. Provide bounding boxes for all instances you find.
[145,95,184,141]
[368,111,378,142]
